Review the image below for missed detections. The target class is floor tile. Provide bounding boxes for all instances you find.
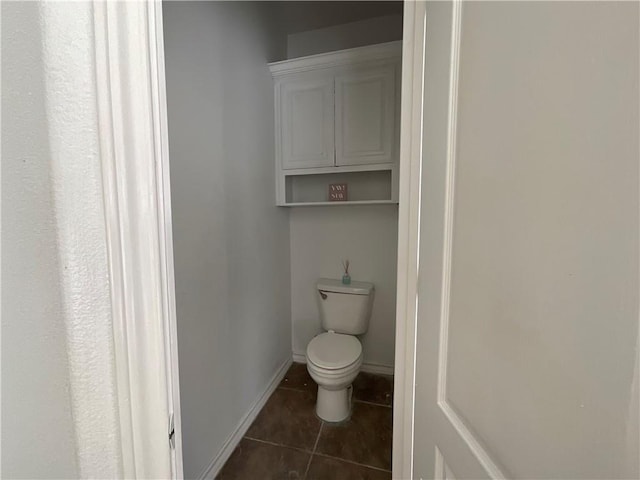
[279,362,316,394]
[352,372,393,406]
[217,438,310,480]
[306,456,391,480]
[246,388,321,451]
[315,402,392,470]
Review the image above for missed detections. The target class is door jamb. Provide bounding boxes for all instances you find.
[94,1,183,477]
[103,0,431,476]
[392,2,428,478]
[149,2,184,477]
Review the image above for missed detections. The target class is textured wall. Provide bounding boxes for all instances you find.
[2,2,121,477]
[39,2,121,477]
[163,2,291,477]
[1,3,79,476]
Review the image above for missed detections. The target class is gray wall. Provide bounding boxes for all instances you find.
[273,1,401,35]
[1,3,79,477]
[162,2,291,478]
[290,206,399,367]
[287,14,403,58]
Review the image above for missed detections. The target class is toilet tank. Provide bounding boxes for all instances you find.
[316,278,375,335]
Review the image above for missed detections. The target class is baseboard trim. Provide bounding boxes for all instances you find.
[360,362,395,376]
[292,352,394,376]
[197,357,292,479]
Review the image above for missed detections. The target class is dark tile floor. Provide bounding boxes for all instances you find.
[217,363,393,480]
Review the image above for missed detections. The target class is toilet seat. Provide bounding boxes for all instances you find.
[306,332,362,370]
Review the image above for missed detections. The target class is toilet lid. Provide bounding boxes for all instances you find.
[307,332,362,370]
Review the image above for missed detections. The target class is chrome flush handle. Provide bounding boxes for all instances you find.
[318,290,328,300]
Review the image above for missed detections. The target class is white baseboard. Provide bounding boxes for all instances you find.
[292,352,394,376]
[360,362,395,376]
[197,357,292,480]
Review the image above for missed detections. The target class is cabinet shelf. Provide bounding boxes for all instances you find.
[282,200,398,207]
[280,169,395,206]
[282,163,395,177]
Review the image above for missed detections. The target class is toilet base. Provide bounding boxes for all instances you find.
[316,384,353,422]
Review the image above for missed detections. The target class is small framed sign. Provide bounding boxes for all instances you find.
[329,183,348,202]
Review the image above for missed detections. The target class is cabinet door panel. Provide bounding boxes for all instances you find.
[335,65,396,166]
[280,77,334,169]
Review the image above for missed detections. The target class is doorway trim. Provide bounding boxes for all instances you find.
[98,0,432,477]
[392,2,427,478]
[94,1,183,477]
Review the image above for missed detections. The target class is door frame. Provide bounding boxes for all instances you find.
[150,3,184,476]
[94,1,183,477]
[101,0,450,477]
[392,1,427,478]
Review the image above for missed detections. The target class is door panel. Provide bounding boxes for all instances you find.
[409,1,639,479]
[280,77,334,169]
[408,3,499,476]
[335,65,396,166]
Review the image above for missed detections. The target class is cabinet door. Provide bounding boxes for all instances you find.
[280,77,335,169]
[335,65,396,166]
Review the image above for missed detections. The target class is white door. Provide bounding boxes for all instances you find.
[280,76,335,169]
[396,1,639,479]
[335,65,396,166]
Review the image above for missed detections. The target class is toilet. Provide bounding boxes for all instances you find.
[306,278,375,422]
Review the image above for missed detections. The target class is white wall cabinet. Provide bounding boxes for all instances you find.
[335,65,395,166]
[270,42,401,206]
[281,76,335,169]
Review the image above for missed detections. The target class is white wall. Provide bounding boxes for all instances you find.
[162,3,291,478]
[287,16,402,369]
[2,2,121,478]
[2,4,78,476]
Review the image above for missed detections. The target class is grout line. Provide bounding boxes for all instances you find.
[277,385,314,393]
[352,398,393,408]
[312,422,323,455]
[312,452,392,473]
[243,436,312,454]
[303,421,324,480]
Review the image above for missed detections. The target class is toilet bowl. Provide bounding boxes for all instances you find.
[306,331,363,422]
[307,278,374,422]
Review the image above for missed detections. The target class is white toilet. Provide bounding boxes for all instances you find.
[306,278,375,422]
